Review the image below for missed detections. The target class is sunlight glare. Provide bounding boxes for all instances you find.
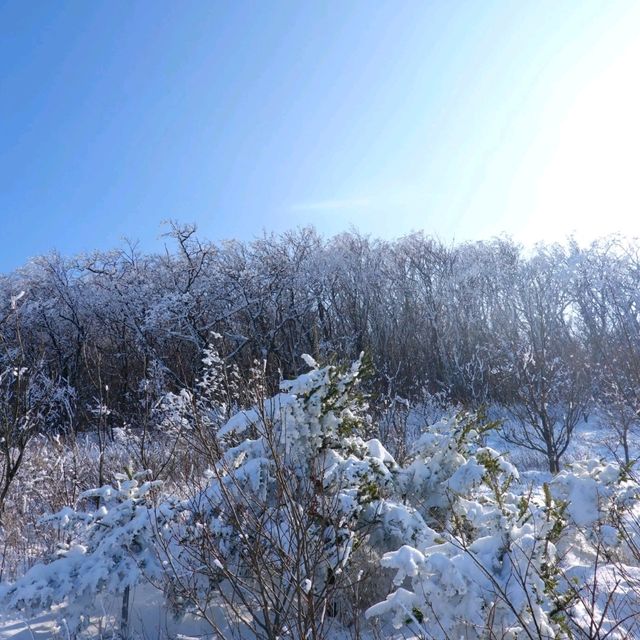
[529,34,640,243]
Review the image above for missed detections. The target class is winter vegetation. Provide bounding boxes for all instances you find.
[0,224,639,638]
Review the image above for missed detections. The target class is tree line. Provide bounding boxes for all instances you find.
[0,223,639,471]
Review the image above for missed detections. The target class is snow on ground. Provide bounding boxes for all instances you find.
[0,585,237,640]
[0,599,415,640]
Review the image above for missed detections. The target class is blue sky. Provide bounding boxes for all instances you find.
[2,1,640,271]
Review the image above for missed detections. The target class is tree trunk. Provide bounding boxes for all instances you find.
[120,585,130,639]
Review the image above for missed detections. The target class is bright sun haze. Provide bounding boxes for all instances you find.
[1,1,639,271]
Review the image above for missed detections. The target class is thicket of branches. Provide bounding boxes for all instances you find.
[2,225,638,404]
[0,224,639,471]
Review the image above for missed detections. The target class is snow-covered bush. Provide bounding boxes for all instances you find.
[159,353,432,639]
[0,471,165,634]
[0,354,638,639]
[367,420,640,639]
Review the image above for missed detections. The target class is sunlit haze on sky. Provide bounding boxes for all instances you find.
[2,1,640,271]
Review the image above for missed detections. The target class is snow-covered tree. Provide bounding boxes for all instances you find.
[0,471,165,634]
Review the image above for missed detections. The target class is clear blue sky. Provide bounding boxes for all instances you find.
[2,1,640,272]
